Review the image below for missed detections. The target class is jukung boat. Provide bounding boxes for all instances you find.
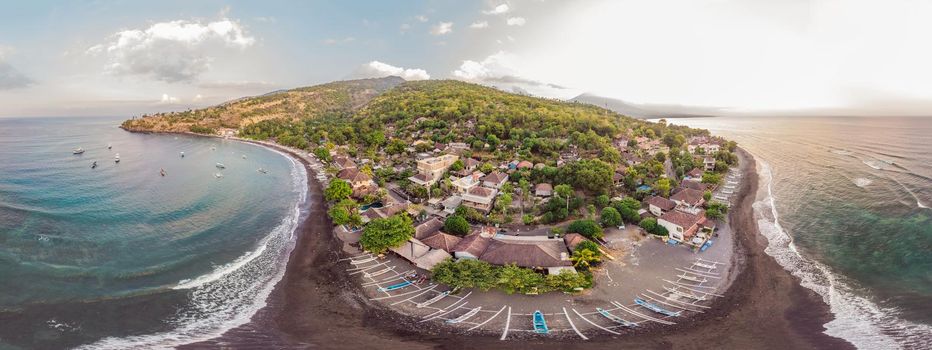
[446,307,481,324]
[596,308,638,327]
[378,280,412,292]
[72,147,85,154]
[416,291,449,308]
[635,298,681,317]
[91,161,97,169]
[533,310,549,334]
[216,163,226,169]
[114,153,120,163]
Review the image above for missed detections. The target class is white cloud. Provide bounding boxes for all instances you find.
[430,22,453,36]
[484,4,510,15]
[193,94,204,101]
[89,18,255,83]
[453,51,574,98]
[353,61,430,81]
[416,15,429,22]
[323,37,355,45]
[159,93,180,103]
[470,21,489,29]
[506,17,526,26]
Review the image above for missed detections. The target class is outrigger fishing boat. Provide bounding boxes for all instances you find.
[160,168,166,177]
[114,153,120,163]
[215,162,226,169]
[72,147,85,154]
[635,298,681,317]
[416,291,450,308]
[91,161,97,169]
[257,168,268,174]
[180,151,185,158]
[446,307,481,324]
[107,143,112,150]
[533,311,549,334]
[215,172,223,178]
[677,273,707,283]
[378,280,412,292]
[596,308,638,327]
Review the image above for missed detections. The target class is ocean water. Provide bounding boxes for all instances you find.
[665,116,932,349]
[0,116,307,349]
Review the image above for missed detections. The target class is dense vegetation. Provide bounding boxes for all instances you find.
[431,259,592,294]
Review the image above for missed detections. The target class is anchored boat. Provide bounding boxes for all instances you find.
[114,153,120,163]
[72,147,85,154]
[216,162,226,169]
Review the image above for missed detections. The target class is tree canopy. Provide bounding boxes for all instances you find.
[359,214,415,254]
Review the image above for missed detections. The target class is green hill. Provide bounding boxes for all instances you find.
[120,76,404,133]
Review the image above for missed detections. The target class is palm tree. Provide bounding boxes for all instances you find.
[571,249,601,270]
[554,184,573,213]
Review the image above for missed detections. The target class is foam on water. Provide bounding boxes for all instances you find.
[853,178,872,188]
[77,144,308,350]
[753,158,932,349]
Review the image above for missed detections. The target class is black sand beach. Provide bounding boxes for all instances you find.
[185,146,855,350]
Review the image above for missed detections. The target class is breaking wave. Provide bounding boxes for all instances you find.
[77,145,308,350]
[753,158,932,349]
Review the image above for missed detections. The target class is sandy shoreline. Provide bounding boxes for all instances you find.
[181,144,855,349]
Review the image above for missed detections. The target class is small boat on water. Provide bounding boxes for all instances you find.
[107,144,112,150]
[533,310,549,334]
[215,172,224,178]
[73,148,85,154]
[216,163,226,169]
[210,146,216,151]
[91,161,97,169]
[180,152,185,158]
[257,168,268,174]
[160,168,166,177]
[114,153,120,163]
[242,155,247,159]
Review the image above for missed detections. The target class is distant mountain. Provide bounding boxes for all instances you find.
[570,93,724,119]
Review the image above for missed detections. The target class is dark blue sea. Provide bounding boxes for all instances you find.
[0,116,307,349]
[666,116,932,349]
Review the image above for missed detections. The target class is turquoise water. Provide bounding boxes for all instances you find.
[666,116,931,349]
[0,116,306,349]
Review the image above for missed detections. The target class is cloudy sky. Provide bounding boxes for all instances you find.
[2,0,932,117]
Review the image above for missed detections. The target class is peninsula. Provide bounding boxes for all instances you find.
[123,77,850,349]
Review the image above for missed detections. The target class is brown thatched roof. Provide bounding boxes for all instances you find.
[451,233,491,257]
[414,218,443,239]
[645,196,676,211]
[421,232,463,252]
[479,239,571,268]
[563,233,587,252]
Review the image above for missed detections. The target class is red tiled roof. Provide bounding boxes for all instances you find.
[660,210,704,229]
[414,218,444,239]
[467,186,494,198]
[482,171,508,184]
[563,233,587,252]
[645,196,676,211]
[671,188,704,206]
[421,232,463,252]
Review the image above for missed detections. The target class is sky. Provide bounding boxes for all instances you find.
[2,0,932,117]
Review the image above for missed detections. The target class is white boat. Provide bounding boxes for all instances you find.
[211,146,216,151]
[107,144,112,150]
[216,163,226,169]
[257,168,268,174]
[242,155,247,159]
[215,172,224,178]
[114,153,120,163]
[72,148,85,154]
[180,152,185,158]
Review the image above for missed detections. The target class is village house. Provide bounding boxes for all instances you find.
[408,154,458,185]
[535,183,553,197]
[658,210,707,242]
[481,171,509,189]
[441,195,462,215]
[671,187,705,208]
[517,160,533,170]
[703,156,716,171]
[452,172,484,194]
[464,158,480,172]
[563,233,587,252]
[685,168,703,179]
[645,196,677,217]
[414,217,444,240]
[390,238,451,270]
[679,179,709,192]
[332,156,357,170]
[462,186,497,213]
[421,231,463,252]
[337,168,375,197]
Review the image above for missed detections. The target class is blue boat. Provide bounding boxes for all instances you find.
[700,239,714,252]
[596,308,638,327]
[635,298,681,317]
[378,280,412,292]
[533,310,549,334]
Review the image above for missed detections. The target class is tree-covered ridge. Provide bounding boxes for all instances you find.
[120,76,404,133]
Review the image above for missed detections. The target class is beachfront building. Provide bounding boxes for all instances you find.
[462,186,497,213]
[479,237,575,275]
[451,230,493,259]
[390,238,452,270]
[658,210,706,242]
[481,171,509,189]
[645,196,676,217]
[332,156,357,170]
[671,188,705,209]
[421,231,463,252]
[337,168,375,197]
[680,179,709,192]
[414,217,444,240]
